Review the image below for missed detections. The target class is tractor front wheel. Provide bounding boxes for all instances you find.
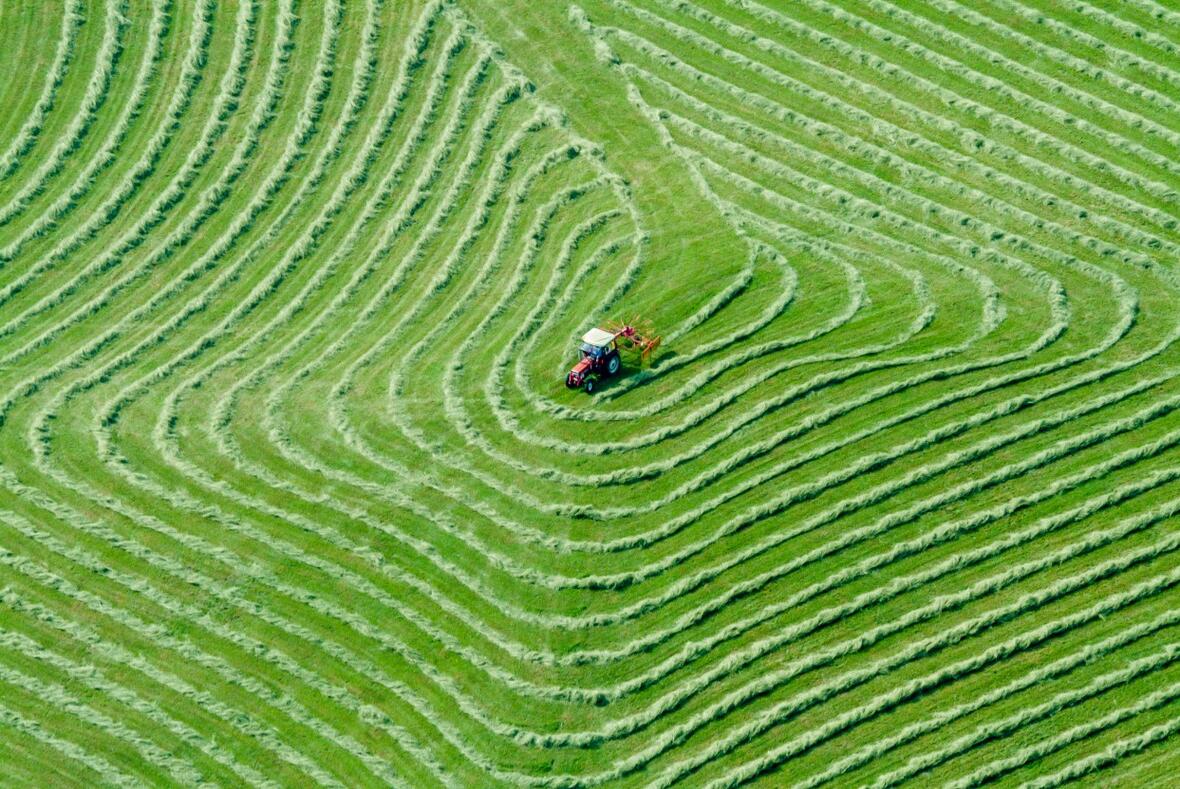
[584,378,595,393]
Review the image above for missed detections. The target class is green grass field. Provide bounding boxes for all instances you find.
[2,0,1180,785]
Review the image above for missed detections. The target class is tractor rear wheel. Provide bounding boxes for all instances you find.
[584,378,595,393]
[606,352,620,375]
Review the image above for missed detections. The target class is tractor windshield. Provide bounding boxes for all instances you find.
[580,342,604,358]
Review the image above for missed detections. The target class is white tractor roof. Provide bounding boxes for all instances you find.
[581,327,616,347]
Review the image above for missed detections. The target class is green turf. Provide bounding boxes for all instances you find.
[1,0,1179,785]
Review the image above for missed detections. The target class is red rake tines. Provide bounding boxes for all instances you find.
[606,317,661,363]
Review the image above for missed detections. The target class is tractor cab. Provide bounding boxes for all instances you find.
[579,327,617,360]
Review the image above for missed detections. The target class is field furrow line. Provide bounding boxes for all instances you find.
[868,642,1180,788]
[0,702,136,788]
[797,606,1180,788]
[0,508,450,785]
[946,677,1180,788]
[0,0,83,179]
[0,0,127,227]
[1021,713,1180,788]
[0,626,279,787]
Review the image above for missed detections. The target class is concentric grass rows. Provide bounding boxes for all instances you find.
[154,12,1161,783]
[0,0,83,180]
[1024,712,1180,789]
[154,10,1180,764]
[164,0,1180,754]
[0,0,213,265]
[798,606,1180,788]
[0,0,248,345]
[138,135,1151,707]
[0,0,127,228]
[8,0,497,778]
[0,0,166,247]
[6,0,656,773]
[55,7,925,768]
[549,0,1170,516]
[0,703,134,787]
[877,640,1180,787]
[0,505,439,785]
[665,533,1180,788]
[598,0,1177,281]
[2,0,1180,785]
[946,677,1180,788]
[598,0,1180,235]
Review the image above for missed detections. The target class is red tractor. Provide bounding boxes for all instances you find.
[566,321,660,392]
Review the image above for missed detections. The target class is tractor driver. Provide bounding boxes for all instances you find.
[580,342,606,360]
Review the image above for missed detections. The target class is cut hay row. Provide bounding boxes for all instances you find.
[246,0,1180,773]
[0,0,455,783]
[1022,712,1180,789]
[13,3,488,778]
[0,0,254,349]
[0,0,84,180]
[0,0,166,245]
[874,641,1180,787]
[16,1,646,773]
[184,21,1170,764]
[946,678,1180,788]
[0,0,127,227]
[0,0,215,265]
[599,0,1177,238]
[0,702,134,788]
[798,606,1180,788]
[663,546,1180,787]
[556,9,1165,457]
[0,626,276,786]
[0,508,432,785]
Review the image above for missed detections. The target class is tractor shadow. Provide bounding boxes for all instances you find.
[592,350,678,396]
